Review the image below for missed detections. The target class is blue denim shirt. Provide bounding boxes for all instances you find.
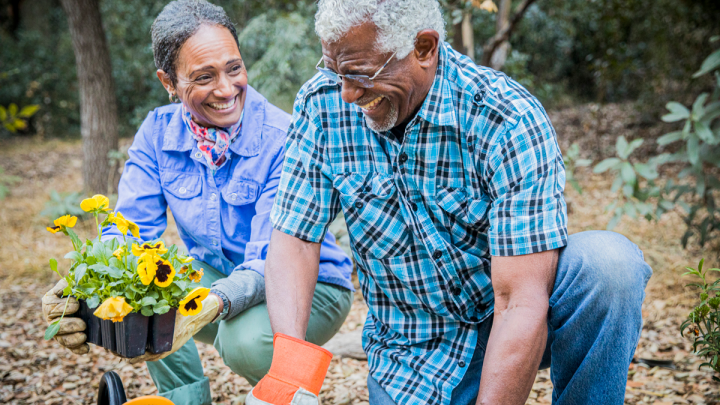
[105,85,354,292]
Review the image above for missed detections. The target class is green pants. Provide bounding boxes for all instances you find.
[146,262,354,405]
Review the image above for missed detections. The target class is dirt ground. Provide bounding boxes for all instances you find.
[0,102,719,404]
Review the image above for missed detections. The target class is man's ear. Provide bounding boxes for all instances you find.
[414,29,440,68]
[156,70,175,95]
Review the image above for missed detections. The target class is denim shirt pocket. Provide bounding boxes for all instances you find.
[161,172,202,199]
[221,178,259,206]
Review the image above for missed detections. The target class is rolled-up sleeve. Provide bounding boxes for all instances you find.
[270,96,340,243]
[103,110,168,242]
[484,106,568,256]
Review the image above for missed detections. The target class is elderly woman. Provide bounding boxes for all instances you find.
[42,1,354,403]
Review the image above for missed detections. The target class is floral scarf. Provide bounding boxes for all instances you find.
[181,104,243,169]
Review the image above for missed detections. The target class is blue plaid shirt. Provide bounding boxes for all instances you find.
[271,42,567,405]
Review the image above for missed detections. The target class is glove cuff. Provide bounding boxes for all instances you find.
[266,333,332,395]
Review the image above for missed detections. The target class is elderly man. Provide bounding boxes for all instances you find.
[248,1,653,404]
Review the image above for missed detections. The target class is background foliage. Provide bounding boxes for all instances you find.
[1,0,719,138]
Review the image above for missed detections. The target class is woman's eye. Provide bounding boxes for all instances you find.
[195,75,211,82]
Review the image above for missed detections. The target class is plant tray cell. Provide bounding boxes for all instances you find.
[78,299,103,346]
[148,308,176,354]
[100,319,117,353]
[114,312,149,358]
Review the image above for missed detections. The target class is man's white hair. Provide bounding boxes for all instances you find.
[315,0,446,59]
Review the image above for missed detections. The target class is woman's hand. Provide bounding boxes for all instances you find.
[41,279,89,354]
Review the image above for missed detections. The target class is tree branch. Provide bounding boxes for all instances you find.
[481,0,539,67]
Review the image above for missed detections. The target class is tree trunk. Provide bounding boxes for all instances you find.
[461,12,475,61]
[60,0,118,195]
[481,0,538,67]
[489,0,511,70]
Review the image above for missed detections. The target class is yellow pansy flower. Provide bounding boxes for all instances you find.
[80,194,111,212]
[178,287,210,317]
[93,296,133,322]
[153,257,176,288]
[110,212,141,239]
[131,241,168,256]
[112,246,126,260]
[188,268,204,283]
[46,215,78,234]
[136,252,160,285]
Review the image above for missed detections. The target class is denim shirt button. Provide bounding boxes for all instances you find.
[210,193,217,201]
[195,152,202,159]
[178,187,187,194]
[230,193,238,201]
[459,360,466,368]
[432,250,443,259]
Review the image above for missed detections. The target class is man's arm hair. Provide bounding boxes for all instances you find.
[265,229,322,339]
[476,249,558,405]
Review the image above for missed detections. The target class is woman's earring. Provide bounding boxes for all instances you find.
[169,93,180,103]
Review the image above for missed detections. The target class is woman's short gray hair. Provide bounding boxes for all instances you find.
[315,0,446,59]
[151,0,238,86]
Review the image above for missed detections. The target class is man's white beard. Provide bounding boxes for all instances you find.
[364,101,399,133]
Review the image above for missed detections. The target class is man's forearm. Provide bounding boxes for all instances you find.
[476,304,548,404]
[265,229,321,340]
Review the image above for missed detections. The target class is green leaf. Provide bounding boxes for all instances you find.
[662,102,690,122]
[49,258,58,276]
[141,306,154,317]
[695,121,714,143]
[634,163,657,180]
[657,131,683,146]
[693,49,720,78]
[0,106,6,121]
[692,93,709,119]
[621,162,637,185]
[615,136,628,158]
[594,158,621,173]
[8,103,17,116]
[74,263,87,284]
[607,211,623,231]
[141,296,157,306]
[86,295,100,309]
[18,105,39,118]
[575,159,592,167]
[153,305,171,315]
[687,136,700,166]
[44,320,61,341]
[610,177,623,193]
[625,139,644,159]
[106,266,124,279]
[64,251,83,262]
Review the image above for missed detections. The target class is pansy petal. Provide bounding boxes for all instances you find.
[80,198,99,212]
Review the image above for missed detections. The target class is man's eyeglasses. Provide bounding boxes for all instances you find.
[316,52,397,89]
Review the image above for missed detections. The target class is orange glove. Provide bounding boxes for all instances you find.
[246,334,333,405]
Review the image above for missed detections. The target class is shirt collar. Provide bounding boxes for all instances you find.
[415,42,458,128]
[162,84,264,157]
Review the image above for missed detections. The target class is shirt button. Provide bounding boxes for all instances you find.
[355,201,364,209]
[467,145,475,153]
[432,250,442,260]
[195,152,202,159]
[212,239,218,246]
[399,153,408,163]
[210,193,217,201]
[459,360,466,368]
[178,187,187,194]
[474,93,482,102]
[410,202,418,211]
[230,193,238,201]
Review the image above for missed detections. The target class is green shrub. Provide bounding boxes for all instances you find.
[681,259,720,379]
[41,190,85,219]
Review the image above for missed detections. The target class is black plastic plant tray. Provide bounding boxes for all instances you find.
[100,319,117,353]
[148,308,176,354]
[78,299,102,345]
[114,312,149,358]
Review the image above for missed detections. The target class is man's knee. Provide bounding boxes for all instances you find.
[215,321,273,384]
[562,230,652,303]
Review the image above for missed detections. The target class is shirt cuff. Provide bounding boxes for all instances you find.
[209,269,266,321]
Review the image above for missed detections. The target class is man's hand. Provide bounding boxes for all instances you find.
[476,249,558,405]
[42,279,89,355]
[128,294,220,363]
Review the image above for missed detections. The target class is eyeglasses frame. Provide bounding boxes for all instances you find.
[315,51,397,89]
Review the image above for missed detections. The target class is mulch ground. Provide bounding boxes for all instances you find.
[1,102,719,404]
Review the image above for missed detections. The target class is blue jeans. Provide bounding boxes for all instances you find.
[368,231,652,404]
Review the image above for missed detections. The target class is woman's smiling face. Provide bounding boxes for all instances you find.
[159,24,247,128]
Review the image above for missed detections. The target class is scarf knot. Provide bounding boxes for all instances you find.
[181,104,243,169]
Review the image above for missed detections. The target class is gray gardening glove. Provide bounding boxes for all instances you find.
[42,279,89,355]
